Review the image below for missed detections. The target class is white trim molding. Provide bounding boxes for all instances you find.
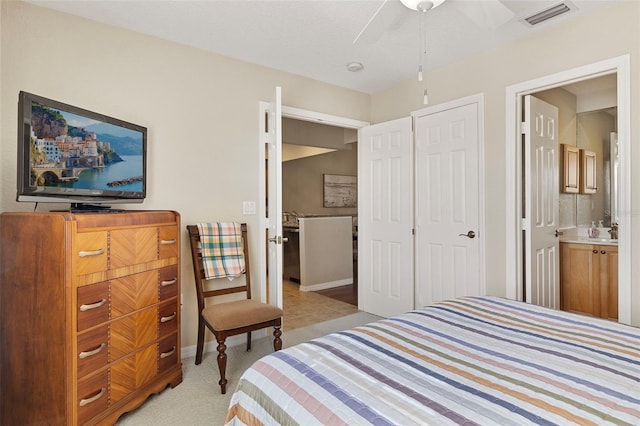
[505,55,631,325]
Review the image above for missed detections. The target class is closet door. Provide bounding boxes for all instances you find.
[358,117,413,317]
[414,101,482,307]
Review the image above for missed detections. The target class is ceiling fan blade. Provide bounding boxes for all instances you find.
[353,0,408,45]
[452,0,515,29]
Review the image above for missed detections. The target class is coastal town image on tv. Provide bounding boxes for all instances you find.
[28,101,144,193]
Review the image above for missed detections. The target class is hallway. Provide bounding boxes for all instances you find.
[283,279,359,330]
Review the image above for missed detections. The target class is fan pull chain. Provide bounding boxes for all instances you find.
[419,10,429,104]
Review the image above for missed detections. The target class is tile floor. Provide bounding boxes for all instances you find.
[282,279,359,330]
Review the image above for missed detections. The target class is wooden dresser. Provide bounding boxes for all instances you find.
[0,210,182,425]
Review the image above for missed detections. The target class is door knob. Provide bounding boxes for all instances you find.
[268,236,289,244]
[458,231,476,239]
[555,229,564,237]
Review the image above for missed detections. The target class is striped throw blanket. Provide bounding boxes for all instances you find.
[226,296,640,425]
[196,222,245,280]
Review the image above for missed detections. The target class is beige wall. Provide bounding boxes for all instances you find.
[0,1,370,349]
[2,0,639,349]
[371,1,640,325]
[283,146,358,217]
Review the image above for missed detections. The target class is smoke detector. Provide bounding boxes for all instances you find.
[346,62,364,72]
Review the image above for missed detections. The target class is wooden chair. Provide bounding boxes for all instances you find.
[186,223,283,394]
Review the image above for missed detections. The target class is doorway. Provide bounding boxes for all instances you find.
[272,106,369,328]
[505,55,631,325]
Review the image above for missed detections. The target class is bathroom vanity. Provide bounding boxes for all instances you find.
[560,237,618,320]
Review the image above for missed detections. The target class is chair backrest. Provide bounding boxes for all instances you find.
[186,224,252,313]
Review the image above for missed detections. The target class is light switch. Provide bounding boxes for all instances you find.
[243,201,256,215]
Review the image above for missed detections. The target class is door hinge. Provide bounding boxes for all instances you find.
[520,121,529,134]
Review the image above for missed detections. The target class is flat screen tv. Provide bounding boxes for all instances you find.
[17,91,147,211]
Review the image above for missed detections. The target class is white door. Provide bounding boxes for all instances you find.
[524,95,559,309]
[266,86,283,308]
[414,102,482,307]
[358,117,414,317]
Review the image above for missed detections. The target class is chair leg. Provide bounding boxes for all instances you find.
[216,338,228,394]
[246,331,252,351]
[273,326,282,351]
[195,317,206,365]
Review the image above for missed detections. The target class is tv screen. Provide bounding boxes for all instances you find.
[17,91,147,209]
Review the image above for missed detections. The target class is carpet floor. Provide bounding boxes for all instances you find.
[116,311,380,425]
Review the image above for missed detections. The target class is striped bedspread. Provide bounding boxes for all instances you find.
[225,296,639,426]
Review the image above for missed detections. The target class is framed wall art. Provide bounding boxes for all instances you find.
[323,174,357,208]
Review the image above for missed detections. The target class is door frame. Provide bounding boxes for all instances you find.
[505,55,631,324]
[257,102,369,308]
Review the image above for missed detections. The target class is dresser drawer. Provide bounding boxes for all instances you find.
[158,334,179,372]
[77,281,110,331]
[159,225,179,259]
[159,266,179,300]
[110,227,158,269]
[75,231,108,276]
[158,300,178,338]
[111,344,158,404]
[77,369,109,425]
[110,307,158,360]
[77,325,109,378]
[111,270,159,319]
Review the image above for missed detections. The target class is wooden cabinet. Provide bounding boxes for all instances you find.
[0,210,182,425]
[580,149,597,194]
[562,144,580,193]
[562,145,597,194]
[560,242,617,320]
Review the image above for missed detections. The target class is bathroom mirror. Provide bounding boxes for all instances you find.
[575,107,617,227]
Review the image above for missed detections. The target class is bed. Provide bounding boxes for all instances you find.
[225,296,639,425]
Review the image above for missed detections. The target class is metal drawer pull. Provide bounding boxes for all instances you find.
[160,346,176,359]
[160,312,177,323]
[78,248,105,257]
[80,299,107,312]
[161,278,177,287]
[79,387,106,407]
[79,343,106,359]
[160,239,176,245]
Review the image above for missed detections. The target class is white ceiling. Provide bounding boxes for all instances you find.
[27,0,619,94]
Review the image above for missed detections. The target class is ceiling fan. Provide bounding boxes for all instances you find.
[353,0,515,44]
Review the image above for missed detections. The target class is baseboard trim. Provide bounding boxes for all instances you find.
[299,278,353,292]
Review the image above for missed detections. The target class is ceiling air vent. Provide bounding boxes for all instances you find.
[524,2,572,26]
